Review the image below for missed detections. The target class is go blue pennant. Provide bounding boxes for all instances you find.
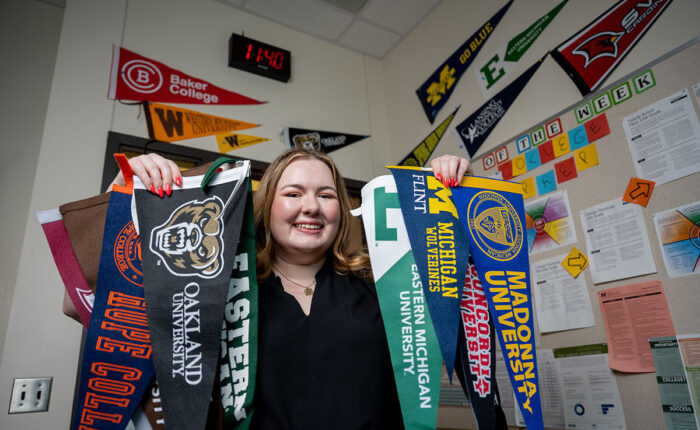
[416,0,513,124]
[451,176,544,430]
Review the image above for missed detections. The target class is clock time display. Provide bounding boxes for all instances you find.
[229,34,291,82]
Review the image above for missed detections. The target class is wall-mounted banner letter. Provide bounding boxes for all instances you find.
[282,127,369,154]
[397,106,461,166]
[551,0,673,95]
[416,0,514,123]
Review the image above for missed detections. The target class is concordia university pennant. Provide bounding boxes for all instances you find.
[144,102,260,142]
[108,45,264,105]
[451,177,543,430]
[416,0,513,123]
[355,175,442,430]
[388,166,470,381]
[552,0,672,95]
[281,127,368,153]
[397,106,460,167]
[133,161,250,430]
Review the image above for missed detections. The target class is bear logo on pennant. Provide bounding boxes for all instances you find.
[292,132,321,151]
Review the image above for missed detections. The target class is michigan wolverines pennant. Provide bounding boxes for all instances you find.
[133,160,250,430]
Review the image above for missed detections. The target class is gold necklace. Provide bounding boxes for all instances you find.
[274,266,316,296]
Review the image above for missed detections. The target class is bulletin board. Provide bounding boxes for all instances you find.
[466,38,700,429]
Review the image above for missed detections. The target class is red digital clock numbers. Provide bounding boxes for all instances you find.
[229,34,291,82]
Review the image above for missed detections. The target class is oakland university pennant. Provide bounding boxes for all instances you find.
[133,161,250,430]
[355,175,442,429]
[388,166,469,381]
[416,0,514,123]
[71,155,154,430]
[456,57,544,158]
[281,127,369,153]
[451,177,543,430]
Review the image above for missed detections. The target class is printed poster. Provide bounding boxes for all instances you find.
[525,190,577,255]
[677,335,700,427]
[653,200,700,278]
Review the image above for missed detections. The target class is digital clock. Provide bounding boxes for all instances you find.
[229,33,291,83]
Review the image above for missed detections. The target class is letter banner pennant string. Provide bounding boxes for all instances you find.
[451,176,543,430]
[133,161,250,430]
[219,181,258,429]
[456,57,545,158]
[71,154,154,430]
[356,175,442,430]
[388,166,470,382]
[397,105,461,167]
[416,0,513,124]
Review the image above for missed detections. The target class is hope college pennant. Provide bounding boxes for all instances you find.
[133,160,250,430]
[355,175,442,429]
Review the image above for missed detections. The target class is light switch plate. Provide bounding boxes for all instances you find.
[8,377,52,413]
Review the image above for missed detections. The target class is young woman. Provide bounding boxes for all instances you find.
[109,149,470,428]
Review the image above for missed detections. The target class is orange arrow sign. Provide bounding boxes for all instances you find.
[623,177,655,207]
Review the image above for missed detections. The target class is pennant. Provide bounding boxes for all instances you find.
[144,102,260,142]
[388,167,469,381]
[397,106,461,167]
[133,161,250,430]
[71,155,154,430]
[551,0,673,95]
[356,175,442,429]
[456,58,545,158]
[476,0,568,98]
[219,182,258,429]
[108,45,264,105]
[451,176,543,430]
[216,132,269,153]
[36,209,94,328]
[281,127,368,153]
[416,0,514,123]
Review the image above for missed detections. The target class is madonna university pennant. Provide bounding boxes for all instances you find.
[416,0,514,123]
[451,176,543,430]
[144,102,260,142]
[133,161,250,430]
[108,45,264,105]
[355,175,442,430]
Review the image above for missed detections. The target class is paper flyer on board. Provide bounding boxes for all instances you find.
[525,190,577,256]
[622,89,700,185]
[598,281,676,373]
[532,253,595,333]
[677,335,700,427]
[653,200,700,279]
[579,199,656,284]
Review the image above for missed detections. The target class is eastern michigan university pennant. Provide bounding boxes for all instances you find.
[355,175,442,430]
[416,0,513,123]
[451,176,543,430]
[397,106,460,167]
[552,0,672,95]
[133,160,250,430]
[108,45,264,105]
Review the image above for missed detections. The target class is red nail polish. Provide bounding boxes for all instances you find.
[149,184,156,194]
[436,173,443,181]
[451,178,456,187]
[443,178,449,187]
[157,187,164,198]
[175,177,182,187]
[165,184,172,196]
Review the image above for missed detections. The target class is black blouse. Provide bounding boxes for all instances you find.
[251,263,404,430]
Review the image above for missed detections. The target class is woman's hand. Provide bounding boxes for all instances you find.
[429,154,471,188]
[110,153,182,197]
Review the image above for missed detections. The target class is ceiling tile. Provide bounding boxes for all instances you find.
[322,0,370,14]
[339,19,400,58]
[243,0,354,40]
[217,0,245,7]
[361,0,439,34]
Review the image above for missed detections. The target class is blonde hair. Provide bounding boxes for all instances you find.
[254,148,371,280]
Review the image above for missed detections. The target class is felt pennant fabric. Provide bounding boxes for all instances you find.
[133,161,250,430]
[388,166,470,381]
[451,176,543,430]
[71,155,154,430]
[552,0,672,95]
[281,127,368,153]
[108,45,264,105]
[416,0,514,123]
[397,106,461,167]
[216,132,269,153]
[355,175,442,430]
[456,58,545,158]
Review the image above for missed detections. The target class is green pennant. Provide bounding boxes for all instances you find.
[504,0,568,62]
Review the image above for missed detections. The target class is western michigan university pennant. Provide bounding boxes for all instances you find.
[216,132,269,154]
[133,161,250,430]
[475,0,568,99]
[552,0,672,95]
[456,57,544,158]
[144,102,260,142]
[397,106,461,167]
[451,176,543,430]
[388,166,469,381]
[416,0,514,123]
[108,45,264,105]
[71,155,154,430]
[355,175,442,430]
[281,127,369,153]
